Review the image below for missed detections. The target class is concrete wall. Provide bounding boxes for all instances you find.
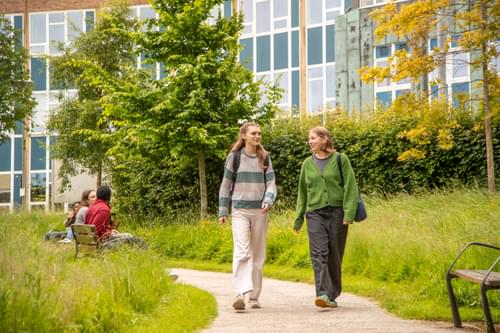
[51,160,97,204]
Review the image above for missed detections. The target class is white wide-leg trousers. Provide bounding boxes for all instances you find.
[231,208,269,299]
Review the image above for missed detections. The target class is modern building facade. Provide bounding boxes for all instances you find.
[0,0,486,211]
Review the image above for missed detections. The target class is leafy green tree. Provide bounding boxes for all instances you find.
[359,0,499,193]
[0,15,35,140]
[47,0,139,189]
[106,0,281,217]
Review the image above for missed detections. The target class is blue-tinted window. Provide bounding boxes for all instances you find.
[31,58,47,91]
[452,82,469,107]
[396,42,408,51]
[15,121,23,135]
[291,0,299,28]
[376,91,392,107]
[430,38,437,50]
[14,138,22,171]
[13,174,21,206]
[292,70,300,109]
[451,34,460,48]
[292,31,299,67]
[307,27,322,65]
[257,35,271,72]
[431,84,439,99]
[14,15,23,48]
[376,46,391,58]
[224,0,232,18]
[85,11,95,32]
[274,32,288,70]
[240,38,253,71]
[326,25,335,62]
[31,137,46,170]
[31,172,46,202]
[0,140,11,171]
[396,89,410,97]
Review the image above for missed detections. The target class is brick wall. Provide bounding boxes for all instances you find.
[0,0,149,14]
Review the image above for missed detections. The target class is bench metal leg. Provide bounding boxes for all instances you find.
[446,274,462,328]
[480,286,496,333]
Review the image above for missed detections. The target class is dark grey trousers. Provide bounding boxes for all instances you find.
[306,207,348,301]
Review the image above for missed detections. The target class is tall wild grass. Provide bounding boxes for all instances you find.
[0,213,216,332]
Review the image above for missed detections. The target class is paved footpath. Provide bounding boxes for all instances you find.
[171,268,480,333]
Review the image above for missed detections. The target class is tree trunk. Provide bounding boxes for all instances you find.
[198,149,208,218]
[97,162,102,188]
[481,0,496,194]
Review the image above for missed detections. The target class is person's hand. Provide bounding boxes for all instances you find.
[343,220,353,225]
[261,203,270,214]
[293,227,300,235]
[219,216,227,225]
[67,210,75,218]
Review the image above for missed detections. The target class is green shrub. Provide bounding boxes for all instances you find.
[112,96,500,220]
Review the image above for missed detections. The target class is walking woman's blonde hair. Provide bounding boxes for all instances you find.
[309,126,335,153]
[231,122,268,169]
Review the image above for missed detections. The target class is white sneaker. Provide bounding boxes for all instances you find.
[58,239,72,244]
[248,298,261,309]
[232,294,245,311]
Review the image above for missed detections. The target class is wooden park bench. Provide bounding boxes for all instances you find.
[71,224,101,259]
[446,242,500,333]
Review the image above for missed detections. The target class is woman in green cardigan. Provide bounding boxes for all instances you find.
[294,126,359,308]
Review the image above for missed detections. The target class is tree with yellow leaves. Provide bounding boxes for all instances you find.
[360,0,499,194]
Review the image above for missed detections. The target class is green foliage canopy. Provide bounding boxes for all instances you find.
[47,1,140,189]
[0,15,35,140]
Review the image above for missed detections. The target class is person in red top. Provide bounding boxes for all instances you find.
[85,185,113,241]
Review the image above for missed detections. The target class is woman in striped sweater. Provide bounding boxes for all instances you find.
[219,122,277,311]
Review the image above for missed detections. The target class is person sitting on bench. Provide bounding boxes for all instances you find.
[84,186,146,250]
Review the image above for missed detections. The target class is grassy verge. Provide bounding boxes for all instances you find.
[138,188,499,323]
[0,214,216,332]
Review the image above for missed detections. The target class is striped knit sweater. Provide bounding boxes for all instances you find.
[218,150,277,217]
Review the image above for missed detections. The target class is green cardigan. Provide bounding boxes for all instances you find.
[294,152,359,230]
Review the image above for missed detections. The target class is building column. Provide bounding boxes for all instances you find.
[22,5,31,211]
[299,0,307,118]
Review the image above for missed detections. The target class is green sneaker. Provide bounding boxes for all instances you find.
[315,294,338,308]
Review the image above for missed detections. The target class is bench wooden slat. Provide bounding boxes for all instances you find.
[71,224,100,258]
[74,234,97,245]
[72,224,96,234]
[453,269,500,287]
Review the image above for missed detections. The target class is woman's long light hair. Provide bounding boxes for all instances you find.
[309,126,335,153]
[231,122,268,169]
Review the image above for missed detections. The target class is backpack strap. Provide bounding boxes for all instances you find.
[232,149,241,183]
[336,152,344,187]
[233,149,269,180]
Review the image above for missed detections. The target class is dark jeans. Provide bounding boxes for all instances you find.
[306,207,348,301]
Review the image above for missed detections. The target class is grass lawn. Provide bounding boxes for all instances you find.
[1,188,498,332]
